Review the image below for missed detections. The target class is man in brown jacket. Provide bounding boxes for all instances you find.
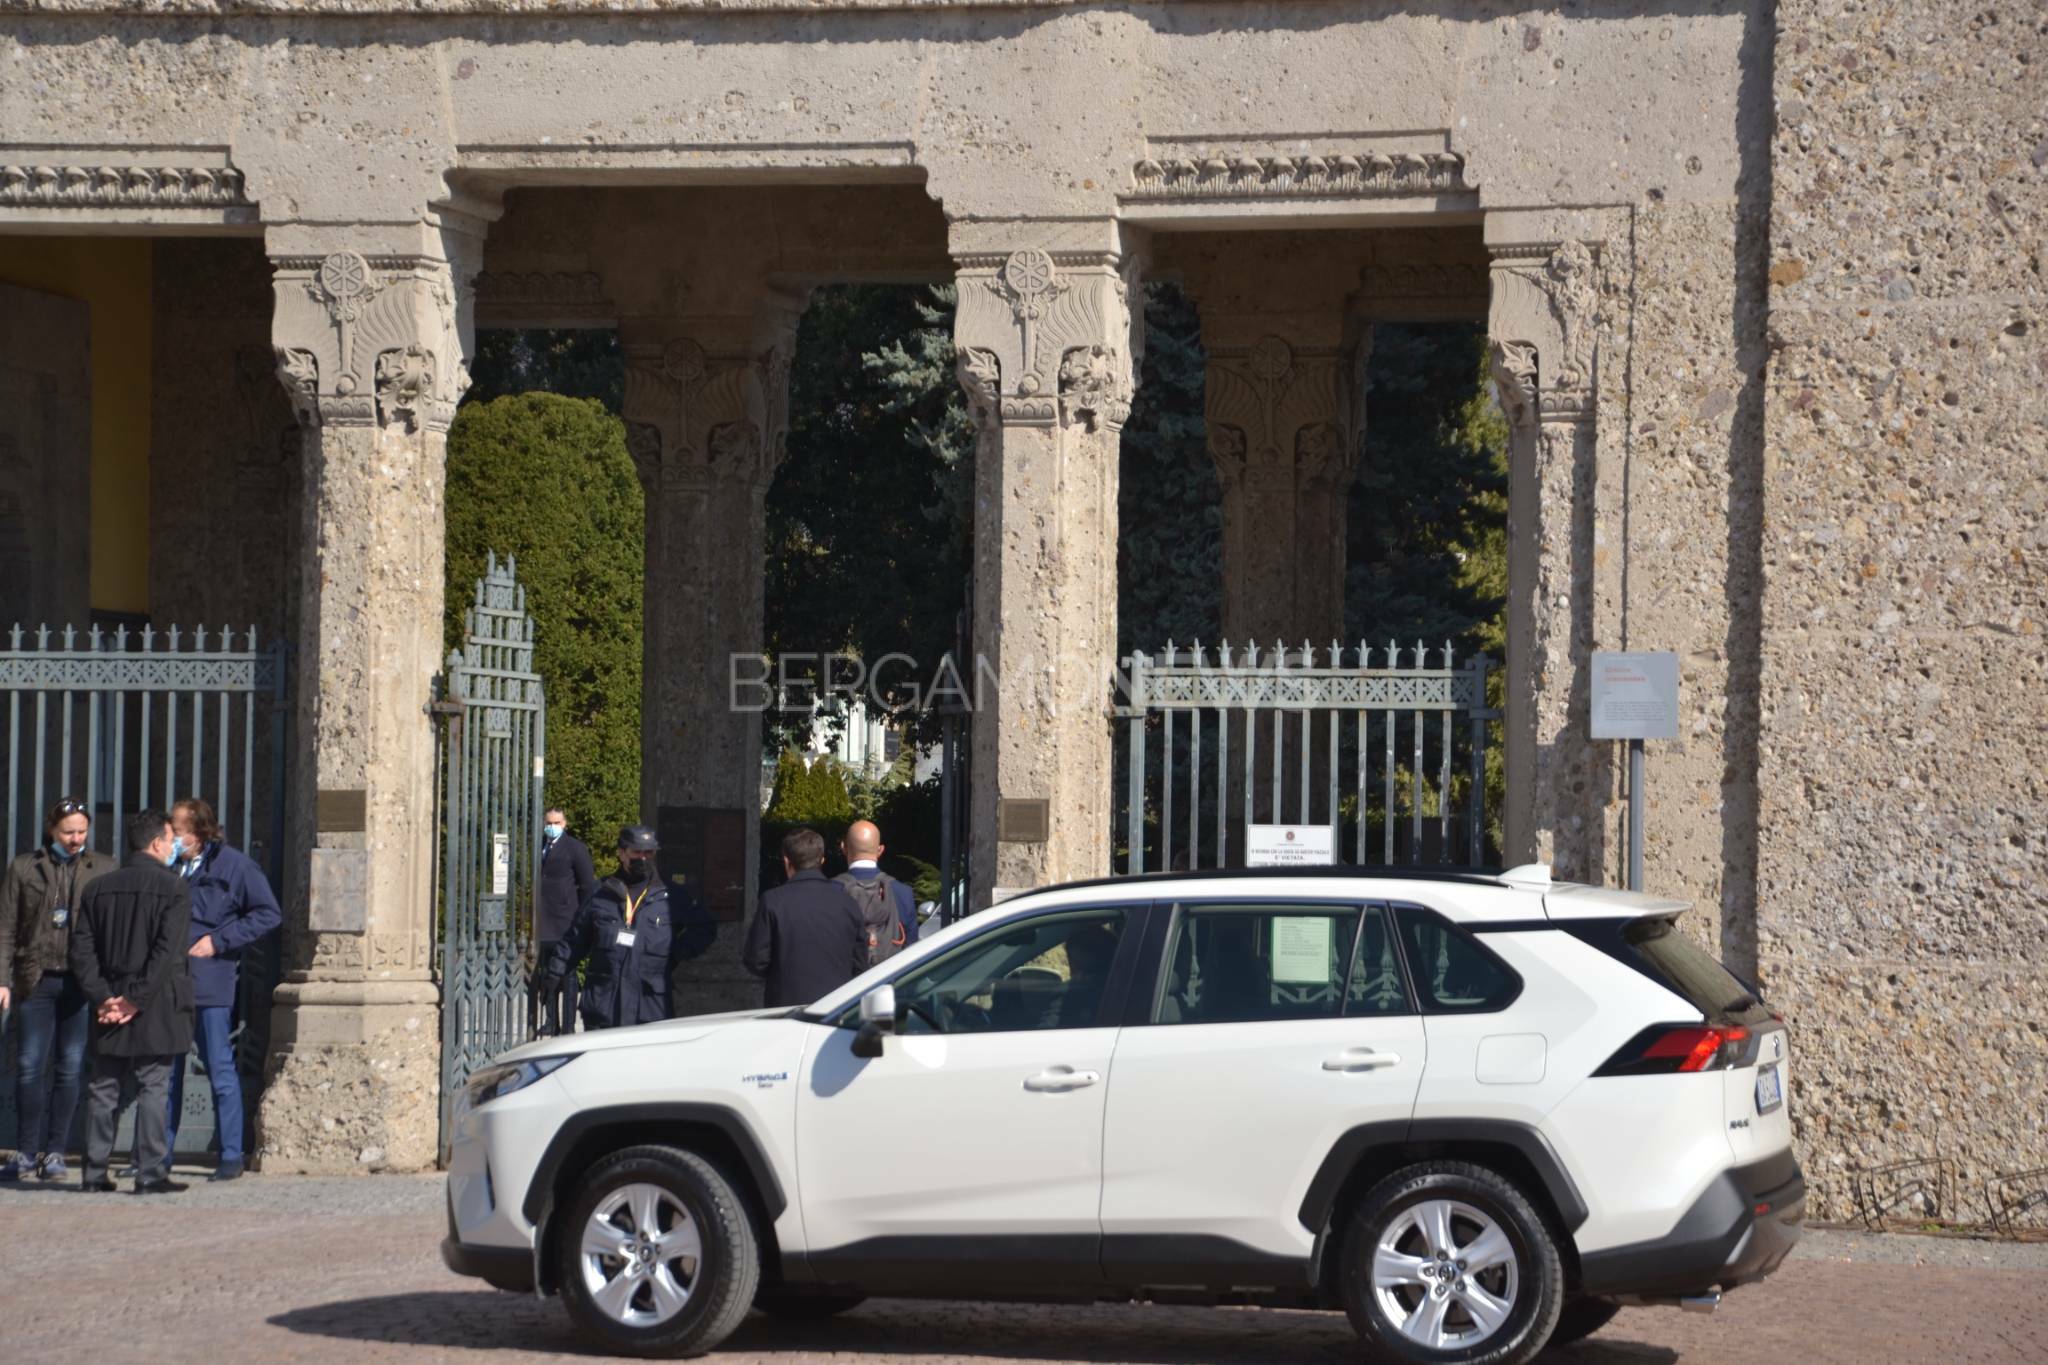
[0,797,117,1182]
[68,808,193,1194]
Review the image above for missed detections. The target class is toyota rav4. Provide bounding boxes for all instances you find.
[442,864,1803,1364]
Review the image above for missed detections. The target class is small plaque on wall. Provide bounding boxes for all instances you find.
[997,798,1050,844]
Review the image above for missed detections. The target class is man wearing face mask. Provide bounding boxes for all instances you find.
[539,826,715,1031]
[69,809,193,1193]
[154,797,280,1182]
[532,805,593,1037]
[0,798,116,1182]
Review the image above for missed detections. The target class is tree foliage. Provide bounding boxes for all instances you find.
[465,329,625,414]
[762,750,856,826]
[764,285,976,753]
[444,393,644,866]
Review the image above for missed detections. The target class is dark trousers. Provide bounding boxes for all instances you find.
[531,943,579,1036]
[10,972,91,1156]
[84,1053,174,1186]
[166,1005,244,1167]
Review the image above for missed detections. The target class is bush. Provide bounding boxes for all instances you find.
[445,393,644,870]
[764,750,855,826]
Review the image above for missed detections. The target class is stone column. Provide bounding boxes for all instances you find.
[620,286,807,1011]
[256,217,484,1172]
[1487,239,1605,878]
[1170,237,1373,646]
[951,221,1143,902]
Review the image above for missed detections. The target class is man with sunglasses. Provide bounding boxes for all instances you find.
[0,798,117,1182]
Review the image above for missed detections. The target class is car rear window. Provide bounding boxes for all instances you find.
[1623,917,1772,1025]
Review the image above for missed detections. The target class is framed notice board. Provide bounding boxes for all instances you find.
[656,805,749,922]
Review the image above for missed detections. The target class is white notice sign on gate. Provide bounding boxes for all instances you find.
[491,832,510,896]
[1246,823,1337,867]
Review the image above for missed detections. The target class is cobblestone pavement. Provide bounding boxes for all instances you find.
[3,1175,2044,1364]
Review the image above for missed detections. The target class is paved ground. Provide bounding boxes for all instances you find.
[3,1173,2044,1363]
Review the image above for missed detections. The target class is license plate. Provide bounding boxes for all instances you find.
[1755,1063,1784,1114]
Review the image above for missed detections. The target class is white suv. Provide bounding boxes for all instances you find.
[442,865,1804,1364]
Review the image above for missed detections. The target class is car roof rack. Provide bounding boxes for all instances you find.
[1034,865,1512,897]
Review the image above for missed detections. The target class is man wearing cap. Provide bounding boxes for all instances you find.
[539,826,713,1030]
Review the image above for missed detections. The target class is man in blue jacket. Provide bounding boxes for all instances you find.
[836,820,918,966]
[540,826,715,1030]
[158,797,280,1180]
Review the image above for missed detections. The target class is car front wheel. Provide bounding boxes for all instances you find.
[555,1144,760,1357]
[1339,1160,1564,1365]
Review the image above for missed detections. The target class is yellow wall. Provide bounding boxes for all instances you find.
[0,238,153,615]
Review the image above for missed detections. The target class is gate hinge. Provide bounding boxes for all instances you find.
[427,700,465,717]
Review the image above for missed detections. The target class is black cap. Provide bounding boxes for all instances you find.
[618,825,659,853]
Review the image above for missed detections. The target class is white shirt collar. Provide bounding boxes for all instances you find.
[848,858,879,870]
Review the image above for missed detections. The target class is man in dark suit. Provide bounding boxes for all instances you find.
[743,828,867,1008]
[68,808,194,1194]
[534,805,595,1036]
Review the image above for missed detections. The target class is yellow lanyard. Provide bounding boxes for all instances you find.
[622,885,648,927]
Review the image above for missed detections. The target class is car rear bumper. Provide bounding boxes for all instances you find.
[1578,1153,1806,1298]
[441,1234,537,1292]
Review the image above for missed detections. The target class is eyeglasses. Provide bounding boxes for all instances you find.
[52,799,87,816]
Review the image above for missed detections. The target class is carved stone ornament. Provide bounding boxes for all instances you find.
[954,246,1137,432]
[1539,240,1600,390]
[621,328,798,491]
[0,163,250,209]
[1204,332,1350,485]
[271,250,470,431]
[1487,340,1539,429]
[1128,151,1470,201]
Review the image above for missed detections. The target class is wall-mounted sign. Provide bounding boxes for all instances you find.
[1590,651,1680,741]
[1246,823,1337,868]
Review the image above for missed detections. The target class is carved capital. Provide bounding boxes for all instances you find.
[1204,332,1351,485]
[1488,339,1539,430]
[622,311,803,492]
[270,249,472,432]
[953,245,1140,432]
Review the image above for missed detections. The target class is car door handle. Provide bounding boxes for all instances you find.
[1323,1049,1401,1072]
[1023,1067,1101,1093]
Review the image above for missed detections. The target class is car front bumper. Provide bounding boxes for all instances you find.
[1578,1153,1806,1298]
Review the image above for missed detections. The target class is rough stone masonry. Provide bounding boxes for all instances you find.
[0,0,2040,1217]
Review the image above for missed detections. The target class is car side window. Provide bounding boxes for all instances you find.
[1393,904,1521,1014]
[1344,906,1413,1017]
[888,908,1127,1035]
[1155,903,1374,1025]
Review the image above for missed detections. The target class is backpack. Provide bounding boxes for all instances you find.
[836,871,907,967]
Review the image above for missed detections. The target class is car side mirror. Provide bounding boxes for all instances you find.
[851,984,897,1058]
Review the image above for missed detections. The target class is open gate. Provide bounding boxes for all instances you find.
[434,554,545,1158]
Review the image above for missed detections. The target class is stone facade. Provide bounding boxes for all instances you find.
[0,0,2040,1215]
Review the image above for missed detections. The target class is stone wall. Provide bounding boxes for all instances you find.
[1760,0,2047,1217]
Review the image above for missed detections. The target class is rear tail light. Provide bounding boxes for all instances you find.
[1595,1024,1752,1076]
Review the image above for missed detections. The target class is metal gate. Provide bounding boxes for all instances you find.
[434,554,546,1156]
[1116,640,1499,872]
[932,595,975,926]
[0,621,290,1160]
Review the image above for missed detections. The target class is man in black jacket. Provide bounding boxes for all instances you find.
[533,806,594,1036]
[540,826,714,1030]
[743,828,867,1009]
[68,809,194,1194]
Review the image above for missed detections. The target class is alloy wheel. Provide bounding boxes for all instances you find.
[578,1181,704,1327]
[1370,1197,1521,1350]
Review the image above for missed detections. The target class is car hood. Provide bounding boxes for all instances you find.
[493,1005,799,1062]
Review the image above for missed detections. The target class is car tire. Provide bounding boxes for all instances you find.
[754,1286,869,1319]
[1549,1295,1622,1345]
[1338,1160,1564,1365]
[555,1144,760,1357]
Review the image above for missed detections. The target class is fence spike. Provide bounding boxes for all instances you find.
[1387,636,1398,669]
[61,623,76,651]
[141,624,155,651]
[248,623,260,652]
[169,623,184,651]
[113,623,128,650]
[1273,638,1286,670]
[36,623,50,649]
[1219,640,1232,668]
[1415,638,1425,670]
[7,623,20,649]
[1329,638,1341,669]
[1246,641,1259,667]
[194,624,210,652]
[1445,638,1455,669]
[1164,637,1176,667]
[1191,639,1204,668]
[87,623,102,652]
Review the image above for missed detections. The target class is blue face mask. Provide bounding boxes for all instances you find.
[48,841,78,863]
[544,823,565,842]
[162,835,186,867]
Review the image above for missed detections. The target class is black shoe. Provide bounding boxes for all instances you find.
[134,1177,189,1195]
[209,1161,244,1182]
[80,1175,117,1192]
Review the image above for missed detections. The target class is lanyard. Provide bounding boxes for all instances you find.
[622,885,648,927]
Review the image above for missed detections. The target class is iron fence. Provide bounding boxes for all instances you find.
[1116,640,1499,873]
[435,554,546,1158]
[0,621,289,1159]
